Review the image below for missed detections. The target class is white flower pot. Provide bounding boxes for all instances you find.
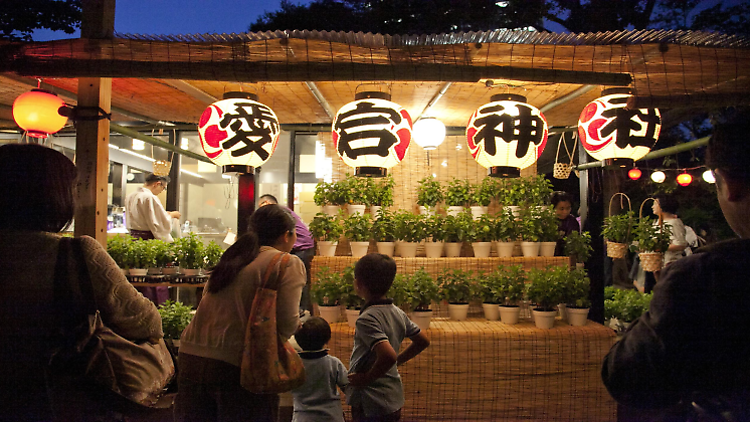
[369,205,381,217]
[447,206,465,217]
[346,308,360,328]
[376,241,395,256]
[348,204,366,216]
[471,242,492,258]
[532,309,558,329]
[419,206,436,216]
[424,241,444,258]
[323,205,340,216]
[495,241,516,258]
[318,241,338,257]
[162,266,178,276]
[147,267,161,275]
[520,241,540,258]
[499,305,520,325]
[470,206,488,220]
[350,241,370,257]
[444,242,462,257]
[557,303,567,322]
[181,268,201,277]
[318,305,341,324]
[448,303,470,321]
[399,242,418,257]
[410,310,432,331]
[507,205,521,217]
[567,307,590,327]
[129,268,148,276]
[482,303,500,321]
[539,241,557,257]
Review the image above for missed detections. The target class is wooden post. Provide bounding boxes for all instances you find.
[74,0,115,245]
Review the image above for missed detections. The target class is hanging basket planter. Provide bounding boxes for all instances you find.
[553,132,576,179]
[606,241,628,259]
[639,251,664,272]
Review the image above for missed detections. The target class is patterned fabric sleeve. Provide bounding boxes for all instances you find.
[79,236,163,340]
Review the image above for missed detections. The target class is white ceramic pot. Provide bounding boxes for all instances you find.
[495,241,516,258]
[482,303,500,321]
[507,205,521,217]
[346,308,360,328]
[424,241,444,258]
[470,206,488,220]
[181,268,201,277]
[444,242,462,257]
[147,267,161,276]
[323,205,340,216]
[348,204,366,216]
[376,241,395,256]
[448,303,470,321]
[499,305,520,325]
[350,241,370,258]
[369,205,381,217]
[539,241,557,257]
[567,307,590,327]
[129,268,148,276]
[318,241,338,257]
[532,309,558,329]
[419,206,436,216]
[162,266,178,276]
[399,242,418,258]
[411,310,432,331]
[557,303,567,322]
[318,305,341,324]
[520,241,540,258]
[472,242,492,258]
[447,206,465,217]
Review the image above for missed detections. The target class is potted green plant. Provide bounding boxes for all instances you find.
[441,214,463,257]
[158,300,195,348]
[516,207,543,257]
[128,240,155,276]
[470,177,497,219]
[328,180,349,208]
[404,268,439,330]
[389,273,410,310]
[471,214,496,258]
[309,212,344,256]
[493,208,517,258]
[604,286,653,333]
[632,217,673,272]
[107,235,132,271]
[563,268,591,326]
[496,265,526,324]
[338,264,363,328]
[438,268,475,321]
[203,241,224,271]
[372,208,397,256]
[312,267,343,324]
[342,175,368,215]
[343,213,373,257]
[152,239,177,275]
[526,266,565,329]
[527,175,554,206]
[314,181,338,215]
[603,211,635,259]
[423,214,445,258]
[417,176,444,215]
[502,177,525,215]
[445,178,472,215]
[537,206,560,257]
[393,210,426,257]
[369,175,394,216]
[475,271,502,321]
[565,231,592,267]
[174,233,206,276]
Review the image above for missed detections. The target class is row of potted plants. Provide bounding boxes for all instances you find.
[107,233,224,276]
[308,208,565,258]
[603,286,653,333]
[312,264,590,330]
[603,211,673,271]
[314,174,395,215]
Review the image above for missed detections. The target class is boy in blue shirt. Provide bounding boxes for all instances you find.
[347,253,430,422]
[291,317,349,422]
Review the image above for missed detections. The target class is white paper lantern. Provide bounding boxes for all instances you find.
[651,170,666,183]
[413,117,446,150]
[578,88,661,168]
[331,92,412,177]
[198,92,281,173]
[466,94,548,177]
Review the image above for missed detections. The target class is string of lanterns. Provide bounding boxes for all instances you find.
[627,166,714,186]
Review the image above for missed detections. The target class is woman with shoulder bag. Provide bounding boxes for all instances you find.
[175,204,306,422]
[0,144,167,421]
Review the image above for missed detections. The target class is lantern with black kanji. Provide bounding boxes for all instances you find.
[197,92,281,173]
[466,94,548,178]
[12,89,68,138]
[331,92,412,177]
[578,88,661,168]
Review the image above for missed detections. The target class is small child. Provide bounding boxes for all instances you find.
[291,317,349,422]
[347,253,430,422]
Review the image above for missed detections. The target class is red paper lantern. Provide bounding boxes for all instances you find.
[12,89,68,138]
[628,168,642,180]
[677,173,693,186]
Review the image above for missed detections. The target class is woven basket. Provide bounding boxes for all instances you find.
[153,160,172,176]
[606,241,628,259]
[639,252,664,272]
[553,163,572,179]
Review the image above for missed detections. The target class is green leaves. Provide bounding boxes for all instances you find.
[438,268,475,304]
[500,175,553,206]
[309,212,344,241]
[312,266,344,306]
[394,268,439,311]
[343,212,373,242]
[158,300,195,339]
[604,286,653,322]
[602,211,635,243]
[526,266,567,311]
[417,176,444,207]
[108,235,219,270]
[174,232,207,269]
[393,210,427,242]
[204,241,224,268]
[372,209,397,242]
[565,231,592,262]
[632,217,673,252]
[445,178,472,207]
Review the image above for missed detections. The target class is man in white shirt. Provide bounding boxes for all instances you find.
[126,174,181,242]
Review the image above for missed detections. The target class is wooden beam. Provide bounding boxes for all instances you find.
[162,79,218,104]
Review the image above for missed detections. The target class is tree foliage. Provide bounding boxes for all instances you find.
[1,0,82,41]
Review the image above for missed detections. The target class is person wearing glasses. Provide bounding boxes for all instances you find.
[125,174,181,242]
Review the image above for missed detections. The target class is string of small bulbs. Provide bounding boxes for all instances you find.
[627,165,714,186]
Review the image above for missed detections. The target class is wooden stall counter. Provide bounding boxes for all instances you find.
[327,317,617,421]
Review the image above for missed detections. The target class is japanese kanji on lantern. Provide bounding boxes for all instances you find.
[197,92,281,174]
[331,92,412,177]
[578,88,661,168]
[466,94,548,178]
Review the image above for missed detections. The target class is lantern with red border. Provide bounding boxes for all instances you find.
[197,92,281,173]
[677,173,693,186]
[578,88,661,168]
[12,89,68,138]
[628,168,642,180]
[466,94,548,178]
[331,92,412,177]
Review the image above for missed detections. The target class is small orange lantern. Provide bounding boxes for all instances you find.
[676,173,693,186]
[628,168,642,180]
[12,89,68,138]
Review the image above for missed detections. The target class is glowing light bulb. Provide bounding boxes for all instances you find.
[677,173,693,186]
[702,170,715,184]
[651,171,666,183]
[628,168,642,180]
